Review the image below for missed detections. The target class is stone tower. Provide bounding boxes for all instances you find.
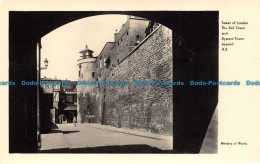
[77,44,97,123]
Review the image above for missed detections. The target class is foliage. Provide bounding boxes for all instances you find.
[78,92,95,123]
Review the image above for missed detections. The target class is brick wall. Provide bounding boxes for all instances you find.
[103,25,173,135]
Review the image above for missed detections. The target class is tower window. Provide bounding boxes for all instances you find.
[105,57,111,68]
[135,35,140,45]
[92,72,95,77]
[99,56,103,68]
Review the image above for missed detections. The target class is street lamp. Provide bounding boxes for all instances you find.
[41,58,49,70]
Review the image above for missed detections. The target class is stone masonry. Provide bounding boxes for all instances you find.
[77,22,173,135]
[103,25,173,135]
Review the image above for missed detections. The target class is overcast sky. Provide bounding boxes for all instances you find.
[41,14,127,81]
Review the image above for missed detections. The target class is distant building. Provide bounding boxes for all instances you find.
[40,77,77,128]
[115,16,149,64]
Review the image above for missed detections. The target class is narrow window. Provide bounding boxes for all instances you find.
[135,35,140,45]
[105,57,111,68]
[100,56,102,68]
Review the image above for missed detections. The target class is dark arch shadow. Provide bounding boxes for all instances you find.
[39,144,174,154]
[9,11,218,153]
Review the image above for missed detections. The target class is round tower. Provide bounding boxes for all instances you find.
[77,44,97,123]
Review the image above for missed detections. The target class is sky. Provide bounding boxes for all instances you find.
[41,14,128,81]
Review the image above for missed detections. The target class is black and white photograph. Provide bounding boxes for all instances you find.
[1,0,260,163]
[8,11,218,154]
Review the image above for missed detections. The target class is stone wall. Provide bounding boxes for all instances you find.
[103,25,173,135]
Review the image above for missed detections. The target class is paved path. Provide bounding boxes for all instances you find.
[40,132,70,153]
[40,123,172,153]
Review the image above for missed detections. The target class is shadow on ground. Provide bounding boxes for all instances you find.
[41,123,79,134]
[62,130,80,134]
[41,122,62,134]
[88,126,162,140]
[39,144,175,153]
